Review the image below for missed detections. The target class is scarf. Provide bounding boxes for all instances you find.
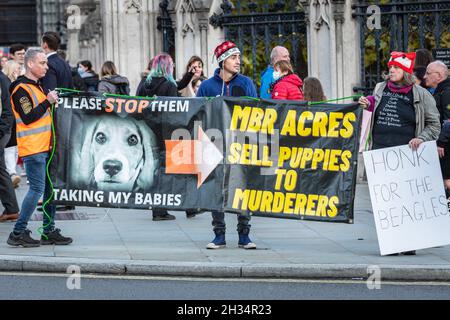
[387,81,414,94]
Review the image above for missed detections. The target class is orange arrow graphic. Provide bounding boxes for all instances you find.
[165,127,223,188]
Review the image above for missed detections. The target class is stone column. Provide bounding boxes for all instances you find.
[174,0,195,79]
[333,0,345,99]
[199,20,209,76]
[67,29,80,66]
[301,0,333,98]
[66,0,96,66]
[341,0,361,99]
[101,0,163,94]
[205,0,226,78]
[173,0,215,79]
[300,0,361,101]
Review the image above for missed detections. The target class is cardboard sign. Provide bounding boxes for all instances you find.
[363,141,450,255]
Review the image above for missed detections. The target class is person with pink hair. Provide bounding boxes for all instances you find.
[136,53,178,221]
[137,53,177,97]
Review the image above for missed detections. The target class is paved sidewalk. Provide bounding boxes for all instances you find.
[1,183,450,280]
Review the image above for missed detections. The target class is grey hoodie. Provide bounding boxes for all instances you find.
[98,74,130,95]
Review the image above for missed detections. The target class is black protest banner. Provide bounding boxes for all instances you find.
[51,93,361,223]
[51,93,224,212]
[221,98,362,223]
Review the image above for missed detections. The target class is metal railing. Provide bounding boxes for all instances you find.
[352,0,450,95]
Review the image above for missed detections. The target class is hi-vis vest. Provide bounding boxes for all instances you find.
[11,83,52,157]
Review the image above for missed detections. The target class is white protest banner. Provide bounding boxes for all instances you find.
[363,141,449,255]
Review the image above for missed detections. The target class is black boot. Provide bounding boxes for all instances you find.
[186,210,197,218]
[152,210,176,221]
[7,230,40,247]
[41,228,73,245]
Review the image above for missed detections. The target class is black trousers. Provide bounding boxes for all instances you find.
[440,145,450,180]
[152,209,196,217]
[0,133,19,214]
[152,209,168,217]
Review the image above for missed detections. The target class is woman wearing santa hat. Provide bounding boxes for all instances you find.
[359,51,441,256]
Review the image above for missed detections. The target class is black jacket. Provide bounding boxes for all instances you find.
[434,77,450,123]
[136,72,194,96]
[137,76,178,97]
[136,76,146,96]
[177,71,194,91]
[82,72,99,92]
[437,121,450,148]
[0,71,13,140]
[71,67,87,91]
[9,76,51,126]
[41,53,74,92]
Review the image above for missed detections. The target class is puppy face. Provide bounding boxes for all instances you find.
[91,117,144,191]
[74,114,158,192]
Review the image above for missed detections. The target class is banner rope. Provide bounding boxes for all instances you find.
[55,87,82,93]
[38,102,57,239]
[307,94,363,106]
[42,89,364,231]
[55,88,363,105]
[56,87,156,100]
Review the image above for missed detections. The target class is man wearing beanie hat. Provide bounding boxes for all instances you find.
[197,41,257,249]
[196,41,257,98]
[359,51,440,256]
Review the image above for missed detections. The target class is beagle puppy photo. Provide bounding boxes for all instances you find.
[70,114,159,192]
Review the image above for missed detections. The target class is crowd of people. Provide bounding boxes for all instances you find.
[0,33,448,253]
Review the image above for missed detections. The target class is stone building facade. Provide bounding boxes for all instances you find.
[60,0,362,96]
[300,0,360,102]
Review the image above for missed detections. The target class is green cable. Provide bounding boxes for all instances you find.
[307,94,362,106]
[35,88,156,238]
[38,103,57,239]
[56,88,363,105]
[58,87,159,100]
[39,90,362,233]
[211,94,362,104]
[56,87,157,100]
[55,87,82,93]
[102,92,156,100]
[241,96,260,101]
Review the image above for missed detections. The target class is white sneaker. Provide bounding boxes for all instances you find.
[206,242,226,249]
[206,234,226,249]
[238,234,257,249]
[238,242,257,249]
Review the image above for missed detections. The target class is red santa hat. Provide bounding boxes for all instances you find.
[214,41,240,63]
[388,51,416,74]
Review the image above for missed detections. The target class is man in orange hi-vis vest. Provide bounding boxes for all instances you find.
[7,48,72,247]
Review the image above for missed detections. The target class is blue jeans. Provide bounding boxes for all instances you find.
[13,152,56,234]
[211,211,251,235]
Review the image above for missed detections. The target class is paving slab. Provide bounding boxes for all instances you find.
[1,183,450,280]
